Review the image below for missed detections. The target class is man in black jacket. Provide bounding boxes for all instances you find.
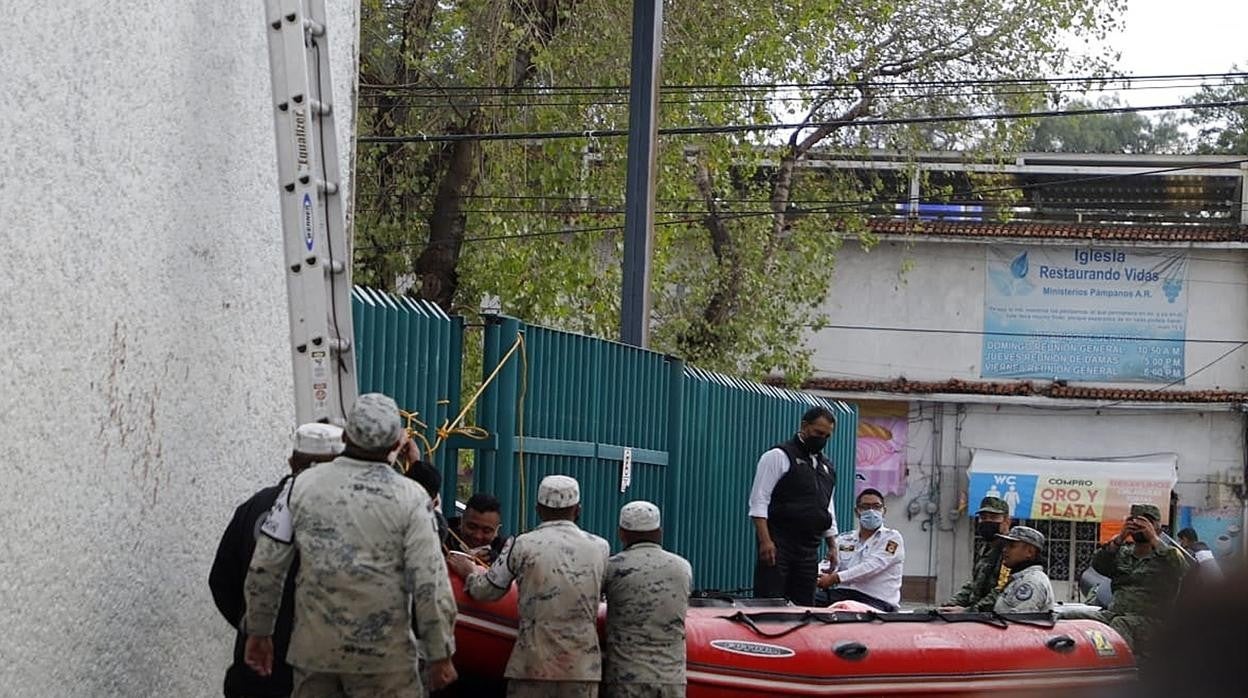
[208,423,344,698]
[749,406,839,606]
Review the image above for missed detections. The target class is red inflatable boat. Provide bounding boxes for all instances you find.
[449,575,1136,696]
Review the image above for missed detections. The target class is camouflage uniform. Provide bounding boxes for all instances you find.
[943,496,1010,611]
[602,539,692,696]
[994,563,1054,614]
[464,476,610,698]
[944,542,1007,611]
[245,393,457,697]
[1091,538,1188,655]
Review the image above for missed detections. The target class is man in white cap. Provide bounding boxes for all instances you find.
[243,393,459,697]
[993,525,1054,615]
[210,422,344,698]
[448,474,610,697]
[601,501,692,698]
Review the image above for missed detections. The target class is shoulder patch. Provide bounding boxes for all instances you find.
[1013,583,1034,601]
[885,540,898,555]
[259,477,295,544]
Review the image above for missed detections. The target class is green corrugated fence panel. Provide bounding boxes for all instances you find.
[471,316,856,593]
[351,287,463,506]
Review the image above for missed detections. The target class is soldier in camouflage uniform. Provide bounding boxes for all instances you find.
[602,501,693,698]
[939,496,1011,612]
[244,393,459,697]
[448,475,610,698]
[993,526,1054,614]
[1090,503,1189,658]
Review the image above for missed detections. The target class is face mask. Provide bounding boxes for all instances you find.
[801,433,828,454]
[858,509,884,530]
[976,521,1001,540]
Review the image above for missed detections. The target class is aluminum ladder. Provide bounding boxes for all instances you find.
[263,0,357,424]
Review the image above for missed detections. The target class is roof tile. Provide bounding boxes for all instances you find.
[790,377,1248,404]
[864,218,1248,242]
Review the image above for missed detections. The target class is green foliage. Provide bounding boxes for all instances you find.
[1185,69,1248,155]
[1027,97,1188,153]
[354,0,1124,382]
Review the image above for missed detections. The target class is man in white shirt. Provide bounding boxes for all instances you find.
[816,488,904,612]
[749,406,839,606]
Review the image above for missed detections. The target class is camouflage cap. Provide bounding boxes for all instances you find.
[975,496,1010,516]
[292,422,345,457]
[1129,503,1162,522]
[537,474,580,508]
[619,500,661,532]
[997,525,1045,552]
[345,393,403,451]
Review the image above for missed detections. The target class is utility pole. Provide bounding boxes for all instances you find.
[619,0,664,347]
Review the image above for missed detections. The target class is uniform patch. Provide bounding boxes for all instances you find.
[259,477,295,544]
[1084,629,1117,657]
[1012,583,1034,601]
[885,540,898,555]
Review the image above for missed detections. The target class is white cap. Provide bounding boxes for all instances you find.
[619,500,661,532]
[293,423,345,457]
[537,475,580,508]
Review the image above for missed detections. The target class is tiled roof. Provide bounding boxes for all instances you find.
[794,377,1248,404]
[864,218,1248,243]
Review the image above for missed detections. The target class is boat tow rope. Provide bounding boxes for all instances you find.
[720,610,1058,638]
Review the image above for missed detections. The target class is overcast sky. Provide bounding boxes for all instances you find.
[1095,0,1247,106]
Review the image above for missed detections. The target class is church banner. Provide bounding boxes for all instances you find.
[981,245,1189,382]
[967,450,1176,524]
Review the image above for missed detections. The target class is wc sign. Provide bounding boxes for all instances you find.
[968,472,1038,519]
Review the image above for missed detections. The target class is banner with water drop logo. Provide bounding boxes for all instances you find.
[981,245,1189,382]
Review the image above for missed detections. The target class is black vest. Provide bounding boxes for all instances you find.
[767,436,837,537]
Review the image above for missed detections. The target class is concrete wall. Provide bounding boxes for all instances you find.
[810,240,1248,389]
[0,2,357,695]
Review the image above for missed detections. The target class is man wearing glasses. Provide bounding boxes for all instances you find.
[816,488,905,612]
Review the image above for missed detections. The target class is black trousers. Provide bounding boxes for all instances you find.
[753,525,820,606]
[815,586,898,612]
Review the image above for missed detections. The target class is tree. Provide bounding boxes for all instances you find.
[354,0,1123,381]
[1185,69,1248,154]
[1027,97,1188,153]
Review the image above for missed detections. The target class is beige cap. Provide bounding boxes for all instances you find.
[293,422,345,457]
[619,500,661,532]
[537,475,580,508]
[345,393,403,450]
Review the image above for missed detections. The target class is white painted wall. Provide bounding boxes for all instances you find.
[0,2,357,695]
[810,240,1248,389]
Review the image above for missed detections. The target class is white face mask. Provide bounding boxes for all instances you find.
[858,508,884,530]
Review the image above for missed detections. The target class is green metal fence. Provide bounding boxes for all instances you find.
[351,286,463,506]
[471,315,857,592]
[349,291,858,593]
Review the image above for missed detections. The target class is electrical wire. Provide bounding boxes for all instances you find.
[354,156,1248,252]
[356,99,1248,145]
[360,70,1248,93]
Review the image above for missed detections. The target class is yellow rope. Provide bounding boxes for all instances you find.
[394,334,529,520]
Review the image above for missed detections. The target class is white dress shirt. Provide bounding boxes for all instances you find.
[830,526,904,607]
[748,448,838,538]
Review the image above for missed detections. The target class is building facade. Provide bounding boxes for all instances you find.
[0,2,358,695]
[802,153,1248,602]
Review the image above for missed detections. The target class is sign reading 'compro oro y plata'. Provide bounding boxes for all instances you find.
[967,449,1177,524]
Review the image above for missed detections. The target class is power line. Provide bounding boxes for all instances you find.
[353,156,1248,251]
[360,71,1248,94]
[358,80,1248,111]
[357,99,1248,144]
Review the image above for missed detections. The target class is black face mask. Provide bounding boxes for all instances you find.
[976,521,1001,540]
[800,434,828,454]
